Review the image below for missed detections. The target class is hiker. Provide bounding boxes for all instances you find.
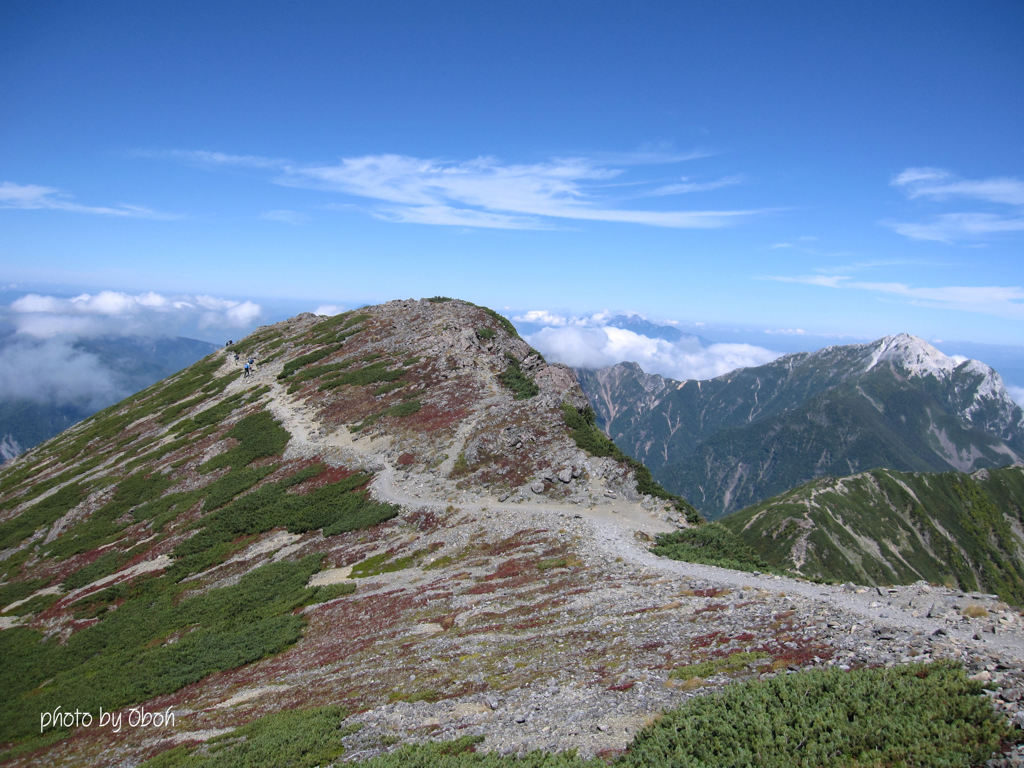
[234,352,239,362]
[243,362,250,378]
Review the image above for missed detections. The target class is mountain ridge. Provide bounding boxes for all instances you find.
[720,464,1024,605]
[2,304,1023,765]
[577,333,1024,518]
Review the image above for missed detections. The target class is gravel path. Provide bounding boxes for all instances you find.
[260,360,1024,669]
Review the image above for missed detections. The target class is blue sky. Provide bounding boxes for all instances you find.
[1,1,1023,353]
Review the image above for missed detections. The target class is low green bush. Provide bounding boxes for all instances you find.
[174,392,248,435]
[62,550,132,590]
[480,306,518,337]
[350,736,599,767]
[0,482,87,550]
[170,470,397,577]
[0,578,49,609]
[562,404,701,523]
[622,661,1010,767]
[499,357,538,400]
[0,557,335,744]
[200,464,277,511]
[199,411,291,472]
[278,344,344,380]
[309,582,357,602]
[319,361,405,391]
[670,650,768,681]
[46,471,175,558]
[353,398,422,431]
[1,591,59,616]
[350,548,429,577]
[651,523,776,574]
[140,705,352,768]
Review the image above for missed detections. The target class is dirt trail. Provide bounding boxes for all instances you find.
[257,365,1024,665]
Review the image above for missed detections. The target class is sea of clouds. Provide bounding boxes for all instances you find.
[517,310,780,381]
[0,290,263,407]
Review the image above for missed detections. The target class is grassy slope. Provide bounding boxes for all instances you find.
[0,311,408,751]
[721,466,1024,604]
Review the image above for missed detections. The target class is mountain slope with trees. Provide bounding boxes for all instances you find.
[578,334,1024,518]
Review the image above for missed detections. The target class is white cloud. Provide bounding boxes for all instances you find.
[224,301,262,327]
[1008,385,1024,407]
[168,148,766,230]
[513,310,571,326]
[0,339,121,408]
[527,324,779,381]
[888,167,1024,242]
[0,181,177,219]
[765,274,1024,320]
[893,167,1024,206]
[887,212,1024,243]
[892,167,950,187]
[767,274,850,288]
[373,203,542,230]
[145,149,287,169]
[8,290,265,338]
[765,328,807,335]
[261,209,310,225]
[313,304,345,316]
[646,174,744,196]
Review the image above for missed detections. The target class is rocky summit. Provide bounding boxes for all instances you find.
[579,334,1024,519]
[1,299,1023,766]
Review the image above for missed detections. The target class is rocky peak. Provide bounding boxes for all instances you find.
[865,333,957,377]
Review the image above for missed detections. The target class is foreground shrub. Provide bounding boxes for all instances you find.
[141,705,352,768]
[622,661,1010,768]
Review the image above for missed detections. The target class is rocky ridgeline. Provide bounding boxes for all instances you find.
[258,298,684,518]
[0,299,1021,766]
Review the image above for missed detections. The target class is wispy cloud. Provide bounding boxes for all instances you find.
[893,167,1024,206]
[0,181,177,219]
[886,167,1024,242]
[888,212,1024,242]
[260,209,310,225]
[645,174,744,197]
[766,274,1024,320]
[161,148,767,230]
[139,149,287,170]
[768,274,849,288]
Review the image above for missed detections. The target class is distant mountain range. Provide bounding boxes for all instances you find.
[578,333,1024,519]
[721,465,1024,605]
[0,334,216,461]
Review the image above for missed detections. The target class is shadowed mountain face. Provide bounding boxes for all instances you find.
[721,465,1024,605]
[578,333,1024,519]
[0,334,217,462]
